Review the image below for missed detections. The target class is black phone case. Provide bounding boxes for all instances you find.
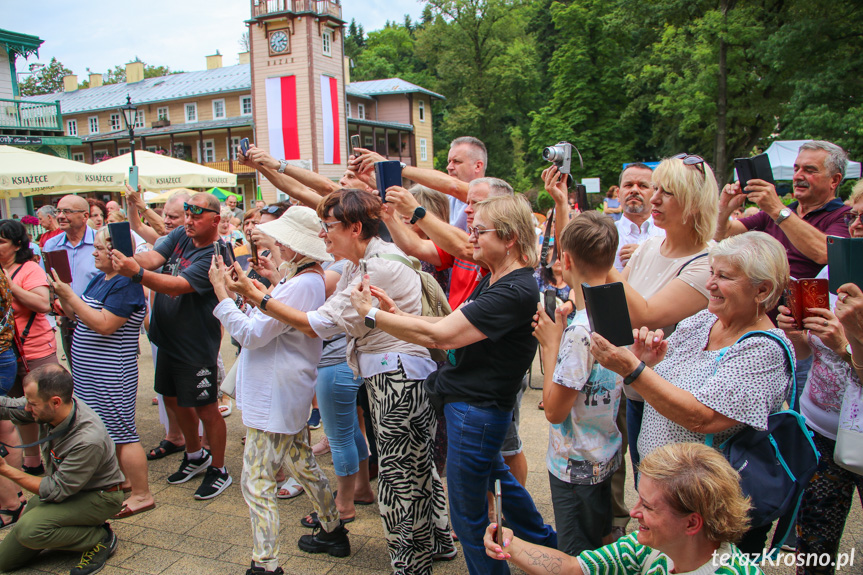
[827,236,863,294]
[544,288,557,322]
[582,282,634,347]
[107,222,135,257]
[734,152,775,188]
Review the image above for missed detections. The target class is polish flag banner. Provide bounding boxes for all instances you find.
[265,76,300,160]
[320,75,341,164]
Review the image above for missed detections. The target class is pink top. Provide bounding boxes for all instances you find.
[10,261,56,360]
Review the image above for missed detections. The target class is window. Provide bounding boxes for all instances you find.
[118,147,130,155]
[134,110,145,128]
[322,29,332,57]
[72,152,85,162]
[420,138,428,161]
[230,137,242,160]
[346,101,352,118]
[357,104,365,120]
[157,107,170,121]
[212,99,226,120]
[364,136,373,148]
[418,99,425,122]
[88,116,99,134]
[67,119,77,136]
[110,113,121,131]
[185,103,198,123]
[202,139,215,163]
[240,96,252,116]
[146,146,158,153]
[94,150,108,162]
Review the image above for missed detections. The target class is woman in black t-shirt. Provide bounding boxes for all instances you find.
[351,194,556,575]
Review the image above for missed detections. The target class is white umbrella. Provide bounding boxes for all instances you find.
[96,151,237,190]
[0,146,126,198]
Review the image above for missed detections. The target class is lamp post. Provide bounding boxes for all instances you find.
[119,95,138,166]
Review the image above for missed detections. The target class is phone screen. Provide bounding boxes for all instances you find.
[240,138,250,156]
[350,135,361,158]
[544,288,557,322]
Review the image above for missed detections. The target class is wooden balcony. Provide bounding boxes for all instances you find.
[202,160,257,175]
[0,98,63,134]
[251,0,342,20]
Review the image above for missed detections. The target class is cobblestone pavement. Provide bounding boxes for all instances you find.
[1,333,859,574]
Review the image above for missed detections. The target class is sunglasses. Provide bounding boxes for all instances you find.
[672,153,706,175]
[260,205,281,215]
[184,202,220,215]
[844,212,861,227]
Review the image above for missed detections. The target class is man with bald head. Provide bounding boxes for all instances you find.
[44,195,99,365]
[105,200,122,214]
[112,192,232,501]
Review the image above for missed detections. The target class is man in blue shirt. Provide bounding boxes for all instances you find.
[43,195,98,367]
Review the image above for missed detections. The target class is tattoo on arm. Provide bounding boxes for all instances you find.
[520,549,564,574]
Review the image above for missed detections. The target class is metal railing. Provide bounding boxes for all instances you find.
[251,0,342,19]
[0,98,63,132]
[202,161,257,174]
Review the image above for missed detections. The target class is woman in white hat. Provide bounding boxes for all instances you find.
[208,206,350,574]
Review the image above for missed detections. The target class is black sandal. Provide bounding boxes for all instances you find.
[146,440,185,461]
[0,502,25,530]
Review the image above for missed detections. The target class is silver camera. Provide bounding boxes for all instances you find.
[542,142,573,174]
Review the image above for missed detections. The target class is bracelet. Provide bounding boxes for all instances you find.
[623,361,647,386]
[259,294,272,311]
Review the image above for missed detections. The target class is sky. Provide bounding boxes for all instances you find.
[3,0,425,79]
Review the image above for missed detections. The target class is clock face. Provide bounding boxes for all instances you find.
[269,30,289,55]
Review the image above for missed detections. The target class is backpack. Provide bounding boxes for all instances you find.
[371,253,452,362]
[706,331,819,560]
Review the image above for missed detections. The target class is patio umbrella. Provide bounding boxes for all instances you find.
[143,188,198,204]
[206,187,242,202]
[0,145,126,198]
[96,150,237,190]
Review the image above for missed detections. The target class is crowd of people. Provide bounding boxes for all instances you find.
[0,136,859,575]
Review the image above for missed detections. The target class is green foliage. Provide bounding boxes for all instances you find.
[18,57,73,95]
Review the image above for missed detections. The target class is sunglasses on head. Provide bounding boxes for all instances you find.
[184,202,220,215]
[672,153,706,175]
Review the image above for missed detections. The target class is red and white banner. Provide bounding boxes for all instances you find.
[265,76,300,160]
[320,75,341,164]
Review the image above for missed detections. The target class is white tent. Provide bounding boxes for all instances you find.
[96,151,237,190]
[0,145,126,198]
[763,140,862,181]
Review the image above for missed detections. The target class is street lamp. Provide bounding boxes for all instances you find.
[119,95,138,166]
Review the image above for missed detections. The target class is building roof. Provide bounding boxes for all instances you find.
[80,116,254,143]
[26,64,251,115]
[0,28,43,59]
[347,118,413,132]
[347,78,444,101]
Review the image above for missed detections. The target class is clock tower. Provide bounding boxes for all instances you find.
[247,0,347,198]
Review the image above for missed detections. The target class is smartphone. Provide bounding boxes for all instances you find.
[359,258,368,277]
[215,241,235,267]
[249,236,259,266]
[827,236,863,293]
[544,288,557,322]
[734,153,775,191]
[128,165,138,192]
[582,282,635,347]
[494,479,503,547]
[374,161,403,203]
[107,221,135,257]
[44,250,73,284]
[575,183,589,212]
[350,134,361,158]
[786,277,830,329]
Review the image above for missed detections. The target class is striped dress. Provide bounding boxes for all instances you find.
[71,273,146,444]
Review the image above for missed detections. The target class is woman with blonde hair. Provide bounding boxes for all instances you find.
[484,442,759,575]
[350,194,556,575]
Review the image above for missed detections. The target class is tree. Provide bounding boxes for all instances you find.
[18,57,73,96]
[239,31,250,52]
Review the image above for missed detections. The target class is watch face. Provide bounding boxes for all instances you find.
[269,30,289,54]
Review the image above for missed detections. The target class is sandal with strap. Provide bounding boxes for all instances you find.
[0,502,25,530]
[146,439,185,461]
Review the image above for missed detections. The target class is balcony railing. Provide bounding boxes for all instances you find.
[0,98,62,132]
[251,0,342,19]
[202,160,257,175]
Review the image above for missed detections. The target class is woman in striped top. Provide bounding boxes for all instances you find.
[50,226,153,518]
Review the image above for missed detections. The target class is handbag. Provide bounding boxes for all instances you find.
[835,379,863,475]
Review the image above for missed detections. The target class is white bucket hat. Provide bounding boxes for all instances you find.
[256,206,333,262]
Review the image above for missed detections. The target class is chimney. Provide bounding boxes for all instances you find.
[126,61,144,83]
[89,73,103,88]
[206,52,223,70]
[238,51,250,66]
[63,74,78,92]
[344,57,351,85]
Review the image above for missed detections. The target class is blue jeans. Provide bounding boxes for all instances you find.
[315,362,368,476]
[0,349,17,396]
[626,398,644,488]
[445,402,557,575]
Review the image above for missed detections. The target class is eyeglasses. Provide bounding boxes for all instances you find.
[319,220,343,233]
[57,209,87,216]
[672,153,706,175]
[467,226,500,237]
[184,202,220,215]
[844,212,861,227]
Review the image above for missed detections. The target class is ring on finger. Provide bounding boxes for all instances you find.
[823,320,829,327]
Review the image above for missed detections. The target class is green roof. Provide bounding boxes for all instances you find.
[0,28,44,59]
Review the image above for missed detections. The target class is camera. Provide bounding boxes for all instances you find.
[542,141,574,174]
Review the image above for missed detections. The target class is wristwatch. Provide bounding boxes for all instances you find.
[774,207,793,225]
[364,307,378,329]
[131,267,144,284]
[259,294,272,311]
[277,159,288,173]
[410,206,427,224]
[623,361,647,386]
